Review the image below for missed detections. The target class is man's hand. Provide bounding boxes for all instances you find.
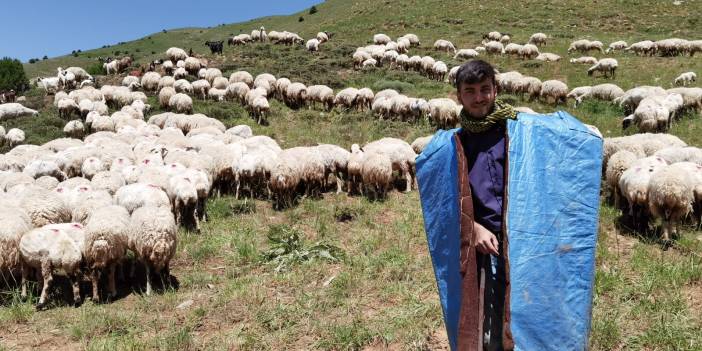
[474,221,499,255]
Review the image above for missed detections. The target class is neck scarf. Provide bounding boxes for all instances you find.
[460,99,517,133]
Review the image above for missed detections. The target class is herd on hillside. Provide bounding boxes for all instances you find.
[0,27,700,309]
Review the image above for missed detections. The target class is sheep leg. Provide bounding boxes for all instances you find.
[37,259,53,309]
[71,274,82,307]
[108,263,118,300]
[402,168,412,192]
[174,201,182,226]
[194,206,201,233]
[20,264,30,300]
[335,172,343,194]
[90,270,100,301]
[145,264,152,296]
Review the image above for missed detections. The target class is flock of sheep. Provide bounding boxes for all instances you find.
[0,24,700,309]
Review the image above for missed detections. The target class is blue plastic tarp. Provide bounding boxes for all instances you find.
[416,111,603,351]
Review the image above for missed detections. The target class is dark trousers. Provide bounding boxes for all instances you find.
[482,247,506,351]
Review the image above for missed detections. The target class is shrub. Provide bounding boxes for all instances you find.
[371,79,413,93]
[0,57,29,92]
[86,62,106,76]
[298,16,304,22]
[309,5,318,14]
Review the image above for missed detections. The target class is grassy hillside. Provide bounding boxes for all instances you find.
[3,0,702,350]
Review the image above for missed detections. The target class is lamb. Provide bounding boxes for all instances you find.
[168,93,193,114]
[361,152,393,200]
[539,80,569,105]
[528,33,548,46]
[83,205,130,301]
[353,50,372,69]
[122,75,141,90]
[433,39,456,53]
[37,77,61,94]
[6,128,25,147]
[63,120,84,139]
[454,49,479,60]
[0,206,32,283]
[587,58,618,78]
[362,58,378,69]
[569,56,598,65]
[306,38,320,53]
[674,72,697,86]
[129,206,177,295]
[647,165,694,242]
[428,98,460,129]
[606,41,628,53]
[115,183,171,214]
[0,103,38,121]
[208,88,226,102]
[19,223,86,308]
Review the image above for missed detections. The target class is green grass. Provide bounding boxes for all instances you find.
[3,0,702,349]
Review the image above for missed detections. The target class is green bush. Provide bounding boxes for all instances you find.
[371,79,413,93]
[86,62,106,76]
[309,6,318,14]
[298,16,304,22]
[0,57,29,92]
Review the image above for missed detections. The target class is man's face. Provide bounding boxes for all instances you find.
[457,78,497,119]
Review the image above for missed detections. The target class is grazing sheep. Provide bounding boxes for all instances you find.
[587,58,618,78]
[619,156,668,230]
[528,33,548,46]
[454,49,479,60]
[361,152,393,200]
[539,80,569,105]
[363,138,417,192]
[229,71,254,87]
[432,61,448,81]
[6,128,25,147]
[433,39,456,54]
[570,56,598,65]
[129,206,177,295]
[57,98,80,119]
[356,88,374,111]
[166,47,188,62]
[334,88,359,110]
[485,41,504,55]
[519,44,540,60]
[373,33,391,45]
[428,98,460,129]
[140,72,161,92]
[625,40,656,56]
[306,38,320,53]
[606,41,628,53]
[535,53,561,62]
[605,150,638,208]
[614,86,667,113]
[83,205,130,301]
[674,72,697,86]
[648,165,694,242]
[0,207,32,283]
[168,93,193,114]
[19,223,86,308]
[63,120,84,139]
[251,96,270,124]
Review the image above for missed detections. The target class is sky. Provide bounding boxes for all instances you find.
[0,0,321,62]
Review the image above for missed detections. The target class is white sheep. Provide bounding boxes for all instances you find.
[411,135,433,154]
[168,93,193,114]
[618,156,668,230]
[229,71,254,87]
[0,206,32,286]
[454,49,479,60]
[140,72,161,92]
[569,56,598,65]
[362,138,417,193]
[129,206,177,295]
[428,98,459,129]
[361,152,393,200]
[539,80,569,105]
[115,182,171,214]
[306,38,320,53]
[6,128,25,147]
[535,53,561,62]
[528,33,548,46]
[63,120,84,139]
[625,40,656,56]
[83,205,130,301]
[606,41,628,53]
[19,223,86,308]
[433,39,456,54]
[373,33,391,45]
[648,165,694,242]
[0,103,38,121]
[166,47,188,62]
[587,58,618,78]
[674,72,697,86]
[519,44,540,60]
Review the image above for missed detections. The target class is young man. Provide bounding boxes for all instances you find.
[456,59,516,351]
[417,59,602,351]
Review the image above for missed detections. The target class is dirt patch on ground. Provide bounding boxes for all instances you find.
[0,326,81,351]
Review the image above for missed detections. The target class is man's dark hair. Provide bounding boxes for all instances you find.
[455,59,496,90]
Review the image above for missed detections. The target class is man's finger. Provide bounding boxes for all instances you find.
[490,235,500,252]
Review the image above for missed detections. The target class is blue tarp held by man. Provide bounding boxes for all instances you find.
[416,60,603,351]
